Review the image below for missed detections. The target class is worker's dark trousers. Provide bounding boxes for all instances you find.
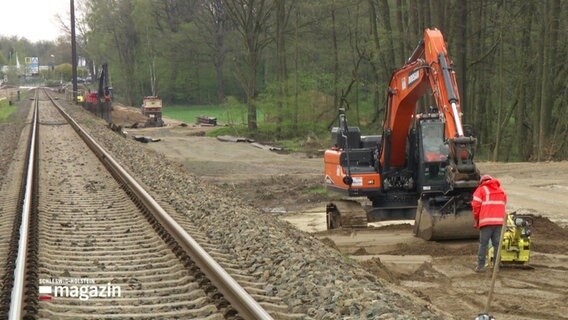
[478,225,503,268]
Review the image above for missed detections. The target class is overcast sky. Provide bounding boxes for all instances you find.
[0,0,71,42]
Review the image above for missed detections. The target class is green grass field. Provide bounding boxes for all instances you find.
[163,104,256,125]
[0,100,17,122]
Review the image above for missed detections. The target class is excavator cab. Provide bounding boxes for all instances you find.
[411,114,479,240]
[417,117,449,189]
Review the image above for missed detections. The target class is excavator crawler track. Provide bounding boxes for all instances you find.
[326,200,368,229]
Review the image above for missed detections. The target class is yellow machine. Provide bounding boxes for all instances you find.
[488,212,532,266]
[141,96,164,127]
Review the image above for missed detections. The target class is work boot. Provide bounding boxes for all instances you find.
[474,266,486,273]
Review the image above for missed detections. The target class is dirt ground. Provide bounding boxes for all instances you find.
[114,106,567,320]
[0,86,24,102]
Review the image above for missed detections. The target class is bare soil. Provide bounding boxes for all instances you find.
[116,107,568,320]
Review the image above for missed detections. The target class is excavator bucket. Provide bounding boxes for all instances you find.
[413,198,479,241]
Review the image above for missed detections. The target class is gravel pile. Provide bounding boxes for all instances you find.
[60,100,450,319]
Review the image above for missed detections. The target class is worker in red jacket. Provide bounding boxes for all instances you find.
[471,175,507,272]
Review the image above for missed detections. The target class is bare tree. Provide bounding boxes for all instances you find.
[223,0,274,131]
[274,0,295,136]
[84,0,140,105]
[196,0,230,103]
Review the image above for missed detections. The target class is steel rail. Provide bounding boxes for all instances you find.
[8,89,39,320]
[45,90,273,320]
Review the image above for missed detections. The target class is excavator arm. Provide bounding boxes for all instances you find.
[380,28,480,240]
[381,28,479,192]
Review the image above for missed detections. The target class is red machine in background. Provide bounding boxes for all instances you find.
[324,28,480,240]
[84,63,112,123]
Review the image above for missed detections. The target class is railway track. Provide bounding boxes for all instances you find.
[0,89,294,319]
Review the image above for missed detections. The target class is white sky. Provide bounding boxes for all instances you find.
[0,0,71,42]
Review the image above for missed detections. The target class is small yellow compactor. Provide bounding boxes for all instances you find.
[487,212,532,266]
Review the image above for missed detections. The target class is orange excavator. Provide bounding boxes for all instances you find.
[324,28,480,240]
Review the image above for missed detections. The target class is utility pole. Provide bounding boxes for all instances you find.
[71,0,78,102]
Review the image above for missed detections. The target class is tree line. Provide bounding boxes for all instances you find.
[2,0,567,161]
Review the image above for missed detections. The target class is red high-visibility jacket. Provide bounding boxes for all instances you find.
[471,178,507,228]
